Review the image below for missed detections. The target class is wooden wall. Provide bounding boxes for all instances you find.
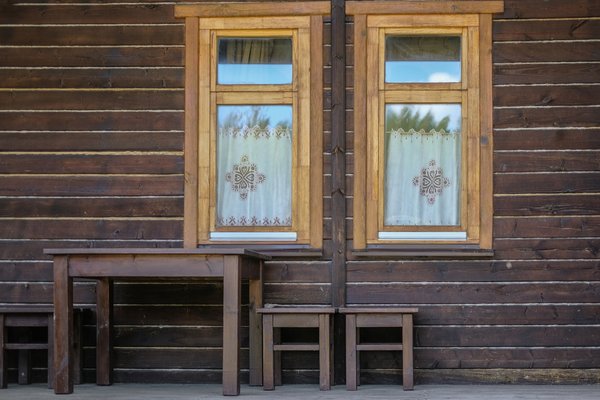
[1,0,599,385]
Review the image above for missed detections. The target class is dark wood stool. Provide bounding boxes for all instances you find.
[258,307,335,391]
[340,307,418,391]
[0,306,83,389]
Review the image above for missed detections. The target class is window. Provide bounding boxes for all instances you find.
[349,1,503,250]
[176,2,329,247]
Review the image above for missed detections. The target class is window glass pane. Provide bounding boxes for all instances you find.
[385,36,461,83]
[216,105,293,227]
[218,37,293,85]
[384,104,461,226]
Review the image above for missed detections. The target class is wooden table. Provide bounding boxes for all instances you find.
[44,248,269,396]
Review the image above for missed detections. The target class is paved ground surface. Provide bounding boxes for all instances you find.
[2,384,599,399]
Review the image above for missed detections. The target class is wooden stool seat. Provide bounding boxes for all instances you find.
[339,307,418,391]
[0,306,83,389]
[258,307,335,391]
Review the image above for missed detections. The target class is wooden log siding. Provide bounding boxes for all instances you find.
[0,0,599,386]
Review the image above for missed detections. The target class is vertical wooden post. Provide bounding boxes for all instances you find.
[0,314,6,389]
[96,278,113,386]
[222,255,241,396]
[402,313,414,390]
[248,259,263,386]
[53,255,73,394]
[331,0,348,386]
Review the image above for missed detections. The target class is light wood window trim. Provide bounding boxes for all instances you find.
[351,3,502,251]
[176,3,326,248]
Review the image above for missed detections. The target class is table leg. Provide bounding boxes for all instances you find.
[96,278,113,386]
[248,259,263,386]
[53,255,73,394]
[222,256,241,396]
[0,314,6,389]
[402,314,414,390]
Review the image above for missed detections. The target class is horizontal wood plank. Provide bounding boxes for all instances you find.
[0,68,183,89]
[494,216,600,238]
[347,282,600,304]
[0,111,183,131]
[0,219,181,240]
[494,151,600,172]
[494,107,600,129]
[347,259,600,282]
[0,132,183,152]
[493,19,600,41]
[494,85,600,107]
[0,197,183,218]
[0,154,182,174]
[0,25,183,46]
[494,194,600,216]
[0,176,182,196]
[0,90,183,111]
[500,0,600,19]
[494,173,600,194]
[494,129,600,151]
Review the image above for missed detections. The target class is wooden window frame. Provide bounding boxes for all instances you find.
[349,1,504,251]
[176,2,329,248]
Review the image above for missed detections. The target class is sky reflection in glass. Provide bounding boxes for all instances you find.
[218,37,293,85]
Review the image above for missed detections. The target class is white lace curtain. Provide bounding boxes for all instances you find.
[384,128,461,226]
[216,123,292,227]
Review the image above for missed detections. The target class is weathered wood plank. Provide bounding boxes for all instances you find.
[0,282,94,304]
[0,132,183,152]
[347,282,600,304]
[263,262,331,283]
[0,68,183,89]
[494,173,600,194]
[495,42,600,63]
[494,129,600,151]
[263,284,330,305]
[0,219,182,240]
[494,194,600,216]
[0,111,183,131]
[493,19,600,41]
[0,197,183,218]
[414,368,600,384]
[494,239,600,259]
[0,176,182,196]
[0,240,181,261]
[500,0,600,19]
[0,154,182,174]
[494,107,600,129]
[347,259,600,282]
[494,151,600,172]
[494,63,600,84]
[0,47,183,68]
[0,4,177,24]
[0,91,183,111]
[494,216,600,238]
[0,25,183,46]
[416,326,600,347]
[494,85,600,107]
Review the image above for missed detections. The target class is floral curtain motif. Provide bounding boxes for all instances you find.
[384,126,461,227]
[225,155,266,200]
[216,105,293,228]
[412,160,451,205]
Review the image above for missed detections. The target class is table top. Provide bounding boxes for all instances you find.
[44,247,271,260]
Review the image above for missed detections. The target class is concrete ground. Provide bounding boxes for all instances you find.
[1,384,599,400]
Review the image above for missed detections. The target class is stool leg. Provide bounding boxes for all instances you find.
[345,314,357,390]
[402,314,414,390]
[47,314,54,389]
[0,314,6,389]
[318,314,331,390]
[273,328,281,386]
[262,314,274,390]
